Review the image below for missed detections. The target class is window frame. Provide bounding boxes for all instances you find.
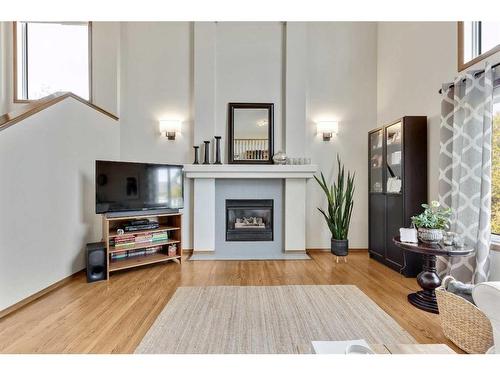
[12,21,93,103]
[458,21,500,72]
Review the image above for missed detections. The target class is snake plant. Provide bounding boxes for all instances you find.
[314,155,355,240]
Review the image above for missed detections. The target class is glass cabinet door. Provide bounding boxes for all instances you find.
[386,122,403,194]
[369,130,384,193]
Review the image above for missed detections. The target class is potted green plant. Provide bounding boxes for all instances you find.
[411,201,453,244]
[314,155,355,256]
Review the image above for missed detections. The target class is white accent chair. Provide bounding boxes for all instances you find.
[473,282,500,354]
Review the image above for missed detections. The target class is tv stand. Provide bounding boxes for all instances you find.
[102,211,182,279]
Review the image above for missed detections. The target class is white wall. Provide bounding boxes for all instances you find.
[377,22,456,201]
[116,21,378,250]
[214,22,284,160]
[92,22,120,116]
[0,98,119,311]
[119,22,193,247]
[305,22,378,249]
[377,22,500,201]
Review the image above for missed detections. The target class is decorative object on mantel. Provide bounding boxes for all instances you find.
[314,155,355,261]
[411,201,452,244]
[272,151,287,165]
[203,141,210,164]
[228,102,274,164]
[192,146,200,165]
[214,136,222,164]
[286,157,311,165]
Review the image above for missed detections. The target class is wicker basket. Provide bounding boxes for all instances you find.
[435,280,493,354]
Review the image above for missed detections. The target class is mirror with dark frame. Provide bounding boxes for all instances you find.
[228,103,274,164]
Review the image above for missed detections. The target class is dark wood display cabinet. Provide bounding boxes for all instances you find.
[368,116,428,277]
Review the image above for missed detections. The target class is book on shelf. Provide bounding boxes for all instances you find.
[128,249,146,258]
[152,231,169,241]
[145,246,161,255]
[110,251,128,261]
[114,240,135,247]
[152,238,169,243]
[135,234,153,243]
[115,234,135,240]
[110,245,163,262]
[114,238,135,244]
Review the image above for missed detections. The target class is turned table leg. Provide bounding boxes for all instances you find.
[407,254,441,314]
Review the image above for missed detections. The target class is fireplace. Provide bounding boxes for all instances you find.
[226,199,273,241]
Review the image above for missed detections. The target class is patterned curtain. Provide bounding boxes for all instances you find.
[438,64,495,283]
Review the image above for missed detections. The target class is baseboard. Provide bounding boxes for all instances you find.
[185,248,368,254]
[0,270,84,320]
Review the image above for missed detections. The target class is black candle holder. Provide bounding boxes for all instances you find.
[193,146,200,164]
[203,141,210,164]
[214,136,222,164]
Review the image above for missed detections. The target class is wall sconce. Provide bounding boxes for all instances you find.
[317,121,339,141]
[159,120,181,140]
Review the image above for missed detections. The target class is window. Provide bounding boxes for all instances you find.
[14,22,91,102]
[493,93,500,237]
[458,21,500,71]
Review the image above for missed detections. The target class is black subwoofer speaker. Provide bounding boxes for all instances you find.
[86,242,107,283]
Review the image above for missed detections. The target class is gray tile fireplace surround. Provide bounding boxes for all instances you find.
[189,179,310,260]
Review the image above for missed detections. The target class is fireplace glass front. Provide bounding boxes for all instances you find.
[226,199,273,241]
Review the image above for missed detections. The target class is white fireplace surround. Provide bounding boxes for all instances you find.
[184,164,318,254]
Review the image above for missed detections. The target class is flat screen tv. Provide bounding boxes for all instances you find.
[95,160,184,214]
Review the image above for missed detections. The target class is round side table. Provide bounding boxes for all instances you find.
[392,236,474,314]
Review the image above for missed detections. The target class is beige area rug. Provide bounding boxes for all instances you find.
[135,285,416,354]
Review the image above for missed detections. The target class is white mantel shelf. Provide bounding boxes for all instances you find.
[184,164,318,179]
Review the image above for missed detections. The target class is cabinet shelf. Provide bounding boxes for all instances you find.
[387,142,402,147]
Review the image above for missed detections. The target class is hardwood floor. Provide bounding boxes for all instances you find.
[0,250,460,353]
